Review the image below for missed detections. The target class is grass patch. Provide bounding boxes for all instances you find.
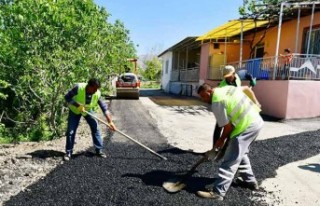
[140,81,160,89]
[0,137,13,144]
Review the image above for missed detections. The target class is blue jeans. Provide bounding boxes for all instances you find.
[65,110,103,154]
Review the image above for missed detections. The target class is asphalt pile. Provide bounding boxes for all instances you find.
[4,128,320,206]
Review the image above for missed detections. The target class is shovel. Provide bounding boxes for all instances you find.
[84,111,167,160]
[162,140,228,193]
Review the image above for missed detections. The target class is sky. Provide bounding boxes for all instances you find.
[94,0,244,57]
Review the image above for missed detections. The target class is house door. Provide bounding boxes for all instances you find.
[255,44,265,58]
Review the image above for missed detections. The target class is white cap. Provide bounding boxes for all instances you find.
[223,65,235,78]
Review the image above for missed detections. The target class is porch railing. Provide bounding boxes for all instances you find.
[171,70,179,81]
[180,67,199,82]
[227,54,320,80]
[170,67,199,82]
[286,54,320,80]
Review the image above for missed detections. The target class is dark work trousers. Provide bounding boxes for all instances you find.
[210,117,264,197]
[65,110,104,154]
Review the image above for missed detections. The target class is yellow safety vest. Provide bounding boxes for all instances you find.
[68,83,101,115]
[218,74,241,87]
[212,86,261,138]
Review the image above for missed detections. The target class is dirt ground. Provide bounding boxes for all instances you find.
[0,119,101,205]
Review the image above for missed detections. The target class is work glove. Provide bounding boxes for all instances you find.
[245,73,256,87]
[206,137,229,161]
[78,105,85,113]
[107,121,116,131]
[250,78,256,87]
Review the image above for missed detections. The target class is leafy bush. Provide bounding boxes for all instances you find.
[0,0,136,143]
[140,81,161,89]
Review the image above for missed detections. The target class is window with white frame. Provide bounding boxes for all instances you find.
[303,27,320,55]
[165,60,169,74]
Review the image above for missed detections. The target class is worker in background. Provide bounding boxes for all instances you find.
[196,83,263,201]
[218,65,256,88]
[64,78,116,161]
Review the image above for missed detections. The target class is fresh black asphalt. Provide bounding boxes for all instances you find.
[4,93,320,206]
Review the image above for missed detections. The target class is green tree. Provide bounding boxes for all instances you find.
[143,57,162,81]
[0,80,9,100]
[0,0,136,142]
[240,0,316,19]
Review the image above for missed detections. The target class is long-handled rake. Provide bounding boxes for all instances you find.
[84,111,167,160]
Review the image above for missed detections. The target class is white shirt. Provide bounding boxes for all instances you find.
[211,101,229,127]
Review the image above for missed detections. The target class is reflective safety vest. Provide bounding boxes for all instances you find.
[219,73,241,88]
[68,83,101,115]
[212,86,261,138]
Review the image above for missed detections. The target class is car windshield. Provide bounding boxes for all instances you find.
[121,74,136,82]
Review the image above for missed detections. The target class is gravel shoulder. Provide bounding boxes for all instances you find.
[0,113,108,205]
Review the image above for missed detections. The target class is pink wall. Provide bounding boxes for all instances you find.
[253,81,320,119]
[200,80,320,119]
[253,81,289,118]
[199,43,210,83]
[286,81,320,119]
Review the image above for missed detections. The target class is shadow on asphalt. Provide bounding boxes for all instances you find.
[250,130,320,180]
[27,150,65,159]
[298,163,320,173]
[261,114,282,122]
[122,170,214,194]
[139,89,169,97]
[157,147,204,155]
[122,130,320,194]
[5,124,320,206]
[27,150,105,160]
[141,89,287,122]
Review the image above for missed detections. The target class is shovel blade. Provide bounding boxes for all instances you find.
[162,179,186,193]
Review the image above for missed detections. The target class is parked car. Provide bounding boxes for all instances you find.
[115,73,140,99]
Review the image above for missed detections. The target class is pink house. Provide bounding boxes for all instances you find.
[195,3,320,119]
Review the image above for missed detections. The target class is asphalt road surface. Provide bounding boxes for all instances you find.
[4,89,320,206]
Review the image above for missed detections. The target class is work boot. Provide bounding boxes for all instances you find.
[196,189,223,201]
[96,150,107,158]
[63,153,71,161]
[232,177,259,190]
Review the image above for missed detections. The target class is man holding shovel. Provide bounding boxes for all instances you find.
[64,78,116,161]
[196,83,263,201]
[213,65,259,147]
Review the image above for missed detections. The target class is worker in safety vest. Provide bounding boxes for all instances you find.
[196,83,263,201]
[219,65,242,87]
[218,65,256,88]
[213,65,259,147]
[64,78,116,161]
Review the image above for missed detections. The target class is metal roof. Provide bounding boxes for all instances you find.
[158,36,199,57]
[196,19,269,41]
